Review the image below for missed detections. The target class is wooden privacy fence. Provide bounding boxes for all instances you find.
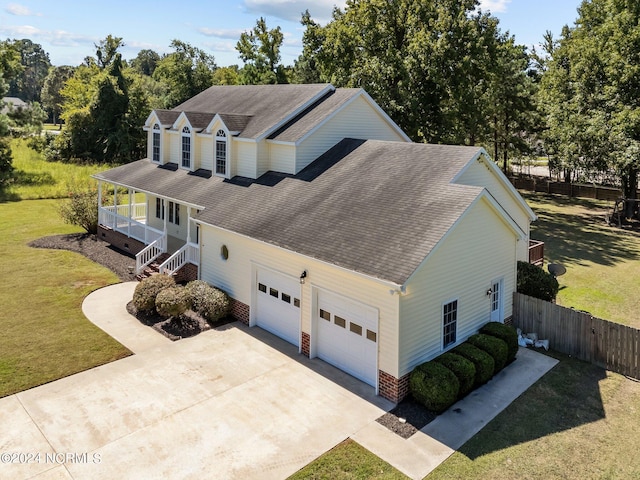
[513,292,640,380]
[509,176,640,202]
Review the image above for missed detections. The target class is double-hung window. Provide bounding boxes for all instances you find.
[215,129,227,176]
[168,201,180,225]
[442,300,458,349]
[181,126,191,168]
[152,124,161,162]
[155,198,164,220]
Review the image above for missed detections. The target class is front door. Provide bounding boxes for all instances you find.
[490,279,503,322]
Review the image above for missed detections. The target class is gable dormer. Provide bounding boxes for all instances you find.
[144,110,179,165]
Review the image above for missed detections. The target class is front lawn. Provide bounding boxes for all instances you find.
[523,193,640,328]
[0,199,130,397]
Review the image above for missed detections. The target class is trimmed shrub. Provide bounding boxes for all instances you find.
[517,260,559,302]
[434,352,476,398]
[453,343,495,386]
[410,361,459,413]
[132,274,175,313]
[185,280,231,322]
[481,322,519,363]
[155,286,191,318]
[467,334,508,374]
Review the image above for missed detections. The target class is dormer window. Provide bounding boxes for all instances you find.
[181,126,191,169]
[152,124,161,162]
[215,129,227,176]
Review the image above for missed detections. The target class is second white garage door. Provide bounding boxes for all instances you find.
[316,290,378,387]
[255,268,301,346]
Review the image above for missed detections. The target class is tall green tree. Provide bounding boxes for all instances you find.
[95,35,125,69]
[153,40,217,107]
[4,39,50,102]
[41,65,75,126]
[540,0,640,213]
[130,49,161,76]
[298,0,530,148]
[236,17,288,84]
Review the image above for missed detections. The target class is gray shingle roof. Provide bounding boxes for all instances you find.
[154,109,180,126]
[94,139,484,285]
[172,84,333,139]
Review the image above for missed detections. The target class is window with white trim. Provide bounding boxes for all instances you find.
[155,198,164,219]
[168,201,180,225]
[181,126,191,168]
[442,300,458,349]
[152,124,161,162]
[215,129,227,176]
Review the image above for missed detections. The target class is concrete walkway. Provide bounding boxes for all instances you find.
[0,283,558,480]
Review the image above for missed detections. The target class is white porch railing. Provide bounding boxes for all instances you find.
[158,242,199,276]
[98,206,163,245]
[135,235,167,274]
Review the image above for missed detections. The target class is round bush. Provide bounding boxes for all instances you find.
[185,280,231,322]
[409,361,460,413]
[467,333,508,374]
[480,322,518,363]
[517,260,559,302]
[453,343,495,386]
[434,352,476,398]
[155,286,191,318]
[132,274,175,313]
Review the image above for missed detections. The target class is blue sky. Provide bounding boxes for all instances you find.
[0,0,582,67]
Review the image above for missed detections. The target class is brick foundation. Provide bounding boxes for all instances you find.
[98,226,145,255]
[301,332,310,357]
[378,370,411,404]
[230,298,250,325]
[174,263,198,284]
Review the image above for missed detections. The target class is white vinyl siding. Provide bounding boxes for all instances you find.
[456,159,531,261]
[199,135,214,171]
[199,223,400,378]
[268,143,296,174]
[295,95,408,173]
[235,140,257,178]
[398,197,518,377]
[256,141,270,177]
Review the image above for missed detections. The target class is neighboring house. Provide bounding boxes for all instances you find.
[94,84,537,403]
[1,96,27,114]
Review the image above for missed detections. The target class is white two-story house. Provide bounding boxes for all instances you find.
[94,83,537,403]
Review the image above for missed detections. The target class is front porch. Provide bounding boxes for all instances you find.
[96,182,200,279]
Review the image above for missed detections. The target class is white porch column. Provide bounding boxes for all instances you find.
[186,206,191,244]
[128,188,133,238]
[97,181,103,228]
[113,184,118,230]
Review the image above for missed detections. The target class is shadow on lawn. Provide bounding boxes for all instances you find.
[526,194,639,267]
[457,352,607,460]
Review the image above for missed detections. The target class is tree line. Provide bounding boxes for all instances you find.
[1,0,638,206]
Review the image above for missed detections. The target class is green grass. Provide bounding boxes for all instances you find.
[288,439,409,480]
[0,199,131,397]
[524,192,640,327]
[3,138,106,201]
[428,353,640,479]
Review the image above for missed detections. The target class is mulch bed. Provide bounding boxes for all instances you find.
[376,395,438,439]
[30,232,438,433]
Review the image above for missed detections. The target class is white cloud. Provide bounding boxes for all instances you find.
[0,24,94,47]
[478,0,511,13]
[198,27,246,40]
[242,0,346,24]
[5,3,42,16]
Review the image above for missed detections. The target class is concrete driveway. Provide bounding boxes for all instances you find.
[1,283,393,480]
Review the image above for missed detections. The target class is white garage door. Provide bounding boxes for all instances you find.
[317,290,378,386]
[255,269,301,346]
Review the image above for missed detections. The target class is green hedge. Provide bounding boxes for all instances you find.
[467,333,508,374]
[185,280,231,322]
[517,260,559,302]
[155,285,191,318]
[480,322,518,363]
[410,361,459,413]
[453,343,494,386]
[132,274,175,313]
[434,352,476,398]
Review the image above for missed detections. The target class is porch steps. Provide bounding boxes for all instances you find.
[135,253,170,281]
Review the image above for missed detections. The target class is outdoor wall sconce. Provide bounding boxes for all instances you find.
[299,270,307,284]
[486,288,493,296]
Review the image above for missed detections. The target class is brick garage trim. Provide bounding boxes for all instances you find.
[230,298,250,325]
[174,263,198,284]
[301,332,310,357]
[378,370,410,404]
